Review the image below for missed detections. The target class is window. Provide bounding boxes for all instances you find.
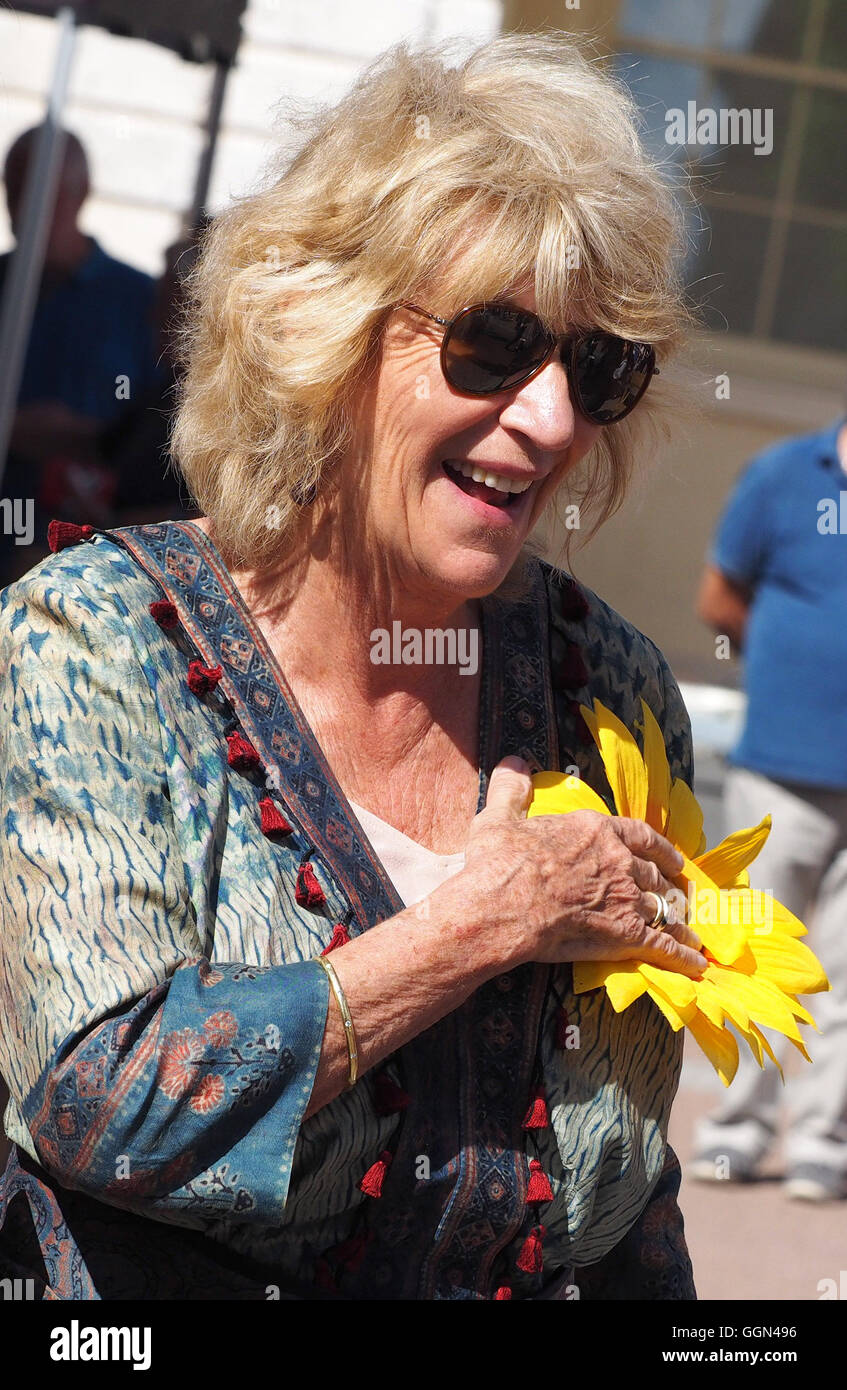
[613,0,847,352]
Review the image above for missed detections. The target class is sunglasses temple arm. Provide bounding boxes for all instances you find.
[396,300,453,328]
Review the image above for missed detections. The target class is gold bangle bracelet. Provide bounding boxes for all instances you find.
[315,954,359,1088]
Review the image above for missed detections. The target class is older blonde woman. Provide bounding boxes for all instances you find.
[0,34,704,1301]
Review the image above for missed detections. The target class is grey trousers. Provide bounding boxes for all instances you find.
[694,766,847,1176]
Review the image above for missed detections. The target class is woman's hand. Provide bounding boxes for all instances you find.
[306,754,703,1116]
[462,756,704,976]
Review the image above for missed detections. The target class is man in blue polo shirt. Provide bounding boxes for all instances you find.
[691,416,847,1202]
[0,125,163,584]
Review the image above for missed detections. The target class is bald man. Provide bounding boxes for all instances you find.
[0,126,161,583]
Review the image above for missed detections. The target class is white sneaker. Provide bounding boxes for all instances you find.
[784,1166,845,1203]
[688,1148,757,1184]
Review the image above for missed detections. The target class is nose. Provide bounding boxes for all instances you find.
[495,353,577,451]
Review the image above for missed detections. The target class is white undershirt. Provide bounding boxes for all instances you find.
[349,800,466,908]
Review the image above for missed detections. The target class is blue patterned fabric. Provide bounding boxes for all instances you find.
[0,521,696,1299]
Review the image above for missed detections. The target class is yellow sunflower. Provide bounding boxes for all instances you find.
[528,699,830,1086]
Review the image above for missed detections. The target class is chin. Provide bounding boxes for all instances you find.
[428,546,527,602]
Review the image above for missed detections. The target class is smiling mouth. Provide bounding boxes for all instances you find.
[442,460,533,509]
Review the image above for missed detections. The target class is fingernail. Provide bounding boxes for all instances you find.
[498,755,530,775]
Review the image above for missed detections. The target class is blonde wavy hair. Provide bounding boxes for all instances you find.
[172,31,692,570]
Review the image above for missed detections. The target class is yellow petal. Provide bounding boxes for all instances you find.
[687,1010,739,1086]
[746,1022,785,1080]
[604,964,649,1012]
[717,889,774,938]
[573,960,614,993]
[782,995,819,1028]
[700,963,751,1031]
[666,778,705,860]
[724,868,750,889]
[691,978,726,1028]
[714,891,807,939]
[747,935,830,996]
[681,859,749,964]
[639,700,671,834]
[694,816,771,887]
[765,900,808,939]
[579,701,648,821]
[644,984,688,1031]
[573,958,651,1013]
[736,1020,766,1069]
[639,963,697,1010]
[706,966,804,1042]
[528,771,611,818]
[787,1034,813,1063]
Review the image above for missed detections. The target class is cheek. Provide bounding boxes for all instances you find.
[546,421,601,491]
[572,418,603,461]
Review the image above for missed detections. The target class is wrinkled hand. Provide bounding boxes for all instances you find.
[463,755,703,975]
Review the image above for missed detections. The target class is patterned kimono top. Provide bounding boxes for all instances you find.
[0,521,697,1301]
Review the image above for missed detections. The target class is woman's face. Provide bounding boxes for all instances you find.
[338,283,602,605]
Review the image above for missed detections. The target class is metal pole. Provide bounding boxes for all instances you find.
[188,59,229,230]
[0,6,79,493]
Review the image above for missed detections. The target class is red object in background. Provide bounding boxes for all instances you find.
[38,455,117,526]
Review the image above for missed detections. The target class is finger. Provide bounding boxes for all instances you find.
[629,856,672,898]
[663,916,703,952]
[474,757,533,825]
[634,884,700,950]
[611,818,684,878]
[639,885,703,952]
[636,888,668,930]
[638,928,705,978]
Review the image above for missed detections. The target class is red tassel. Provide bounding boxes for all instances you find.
[47,520,94,552]
[359,1150,392,1199]
[568,701,594,746]
[527,1159,554,1204]
[187,660,223,695]
[553,641,589,690]
[227,730,262,773]
[516,1225,546,1274]
[259,796,293,837]
[494,1286,513,1300]
[296,861,326,908]
[555,1005,570,1050]
[150,600,179,629]
[522,1085,549,1131]
[332,1230,374,1274]
[313,1256,338,1293]
[373,1071,410,1117]
[558,578,590,622]
[321,922,350,955]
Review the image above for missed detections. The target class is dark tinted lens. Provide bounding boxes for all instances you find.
[570,333,655,423]
[442,305,553,394]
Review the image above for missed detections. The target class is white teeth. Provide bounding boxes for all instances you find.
[446,460,533,495]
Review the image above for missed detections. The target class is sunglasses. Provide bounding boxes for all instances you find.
[397,300,657,425]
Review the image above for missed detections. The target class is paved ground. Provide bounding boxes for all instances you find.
[671,1039,847,1301]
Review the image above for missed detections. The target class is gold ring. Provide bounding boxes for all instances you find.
[646,891,671,929]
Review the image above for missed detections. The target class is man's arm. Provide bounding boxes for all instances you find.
[696,563,752,654]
